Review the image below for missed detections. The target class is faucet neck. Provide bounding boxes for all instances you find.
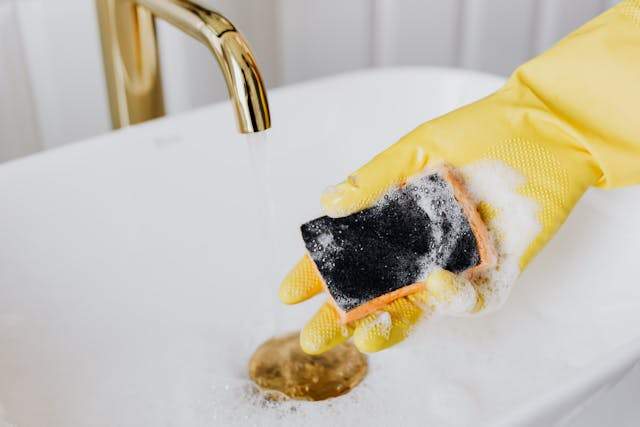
[96,0,271,133]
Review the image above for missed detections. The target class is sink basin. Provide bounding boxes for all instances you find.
[1,68,639,426]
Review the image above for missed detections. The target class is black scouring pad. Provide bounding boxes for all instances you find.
[301,169,491,323]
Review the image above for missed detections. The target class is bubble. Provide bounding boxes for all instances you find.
[460,161,541,311]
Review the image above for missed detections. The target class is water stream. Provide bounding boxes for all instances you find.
[245,131,278,278]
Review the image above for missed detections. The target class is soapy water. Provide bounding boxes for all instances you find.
[200,160,606,425]
[198,161,568,424]
[303,162,532,318]
[3,155,640,426]
[198,160,623,426]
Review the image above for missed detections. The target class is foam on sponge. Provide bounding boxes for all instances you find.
[301,167,494,323]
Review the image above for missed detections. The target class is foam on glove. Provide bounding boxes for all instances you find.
[301,166,495,323]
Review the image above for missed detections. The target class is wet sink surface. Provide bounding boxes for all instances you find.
[1,68,639,426]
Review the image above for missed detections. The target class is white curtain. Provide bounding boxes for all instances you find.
[0,0,40,161]
[0,0,619,163]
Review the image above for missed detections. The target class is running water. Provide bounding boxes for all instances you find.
[245,131,278,278]
[245,131,371,401]
[2,138,640,425]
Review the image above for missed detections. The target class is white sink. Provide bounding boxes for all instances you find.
[1,68,639,426]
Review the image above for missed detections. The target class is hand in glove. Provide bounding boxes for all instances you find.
[280,2,640,354]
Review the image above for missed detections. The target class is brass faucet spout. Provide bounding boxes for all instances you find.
[96,0,271,133]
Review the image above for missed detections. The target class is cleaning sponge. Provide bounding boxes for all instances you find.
[301,166,494,323]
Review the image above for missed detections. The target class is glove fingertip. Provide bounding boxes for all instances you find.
[299,302,352,355]
[424,268,480,315]
[278,256,324,304]
[320,180,370,218]
[321,140,432,218]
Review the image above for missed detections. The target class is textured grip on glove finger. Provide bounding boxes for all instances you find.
[279,256,324,304]
[300,302,353,355]
[352,296,424,353]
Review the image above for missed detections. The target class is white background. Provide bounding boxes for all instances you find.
[0,1,638,425]
[0,0,618,162]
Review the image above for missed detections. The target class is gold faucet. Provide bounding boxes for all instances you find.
[95,0,271,133]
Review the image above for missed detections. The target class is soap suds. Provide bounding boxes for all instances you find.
[359,312,392,340]
[4,157,639,426]
[303,170,481,313]
[243,161,553,426]
[460,161,541,311]
[389,169,470,281]
[393,161,540,320]
[433,273,479,316]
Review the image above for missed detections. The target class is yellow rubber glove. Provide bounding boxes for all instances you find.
[280,1,640,354]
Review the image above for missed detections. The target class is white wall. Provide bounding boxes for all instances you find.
[0,0,618,162]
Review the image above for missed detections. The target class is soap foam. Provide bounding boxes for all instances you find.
[404,170,469,280]
[309,232,341,273]
[460,161,541,311]
[200,161,545,427]
[5,158,639,426]
[365,161,538,319]
[383,170,470,283]
[433,273,479,316]
[358,311,392,340]
[206,376,384,426]
[303,170,480,313]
